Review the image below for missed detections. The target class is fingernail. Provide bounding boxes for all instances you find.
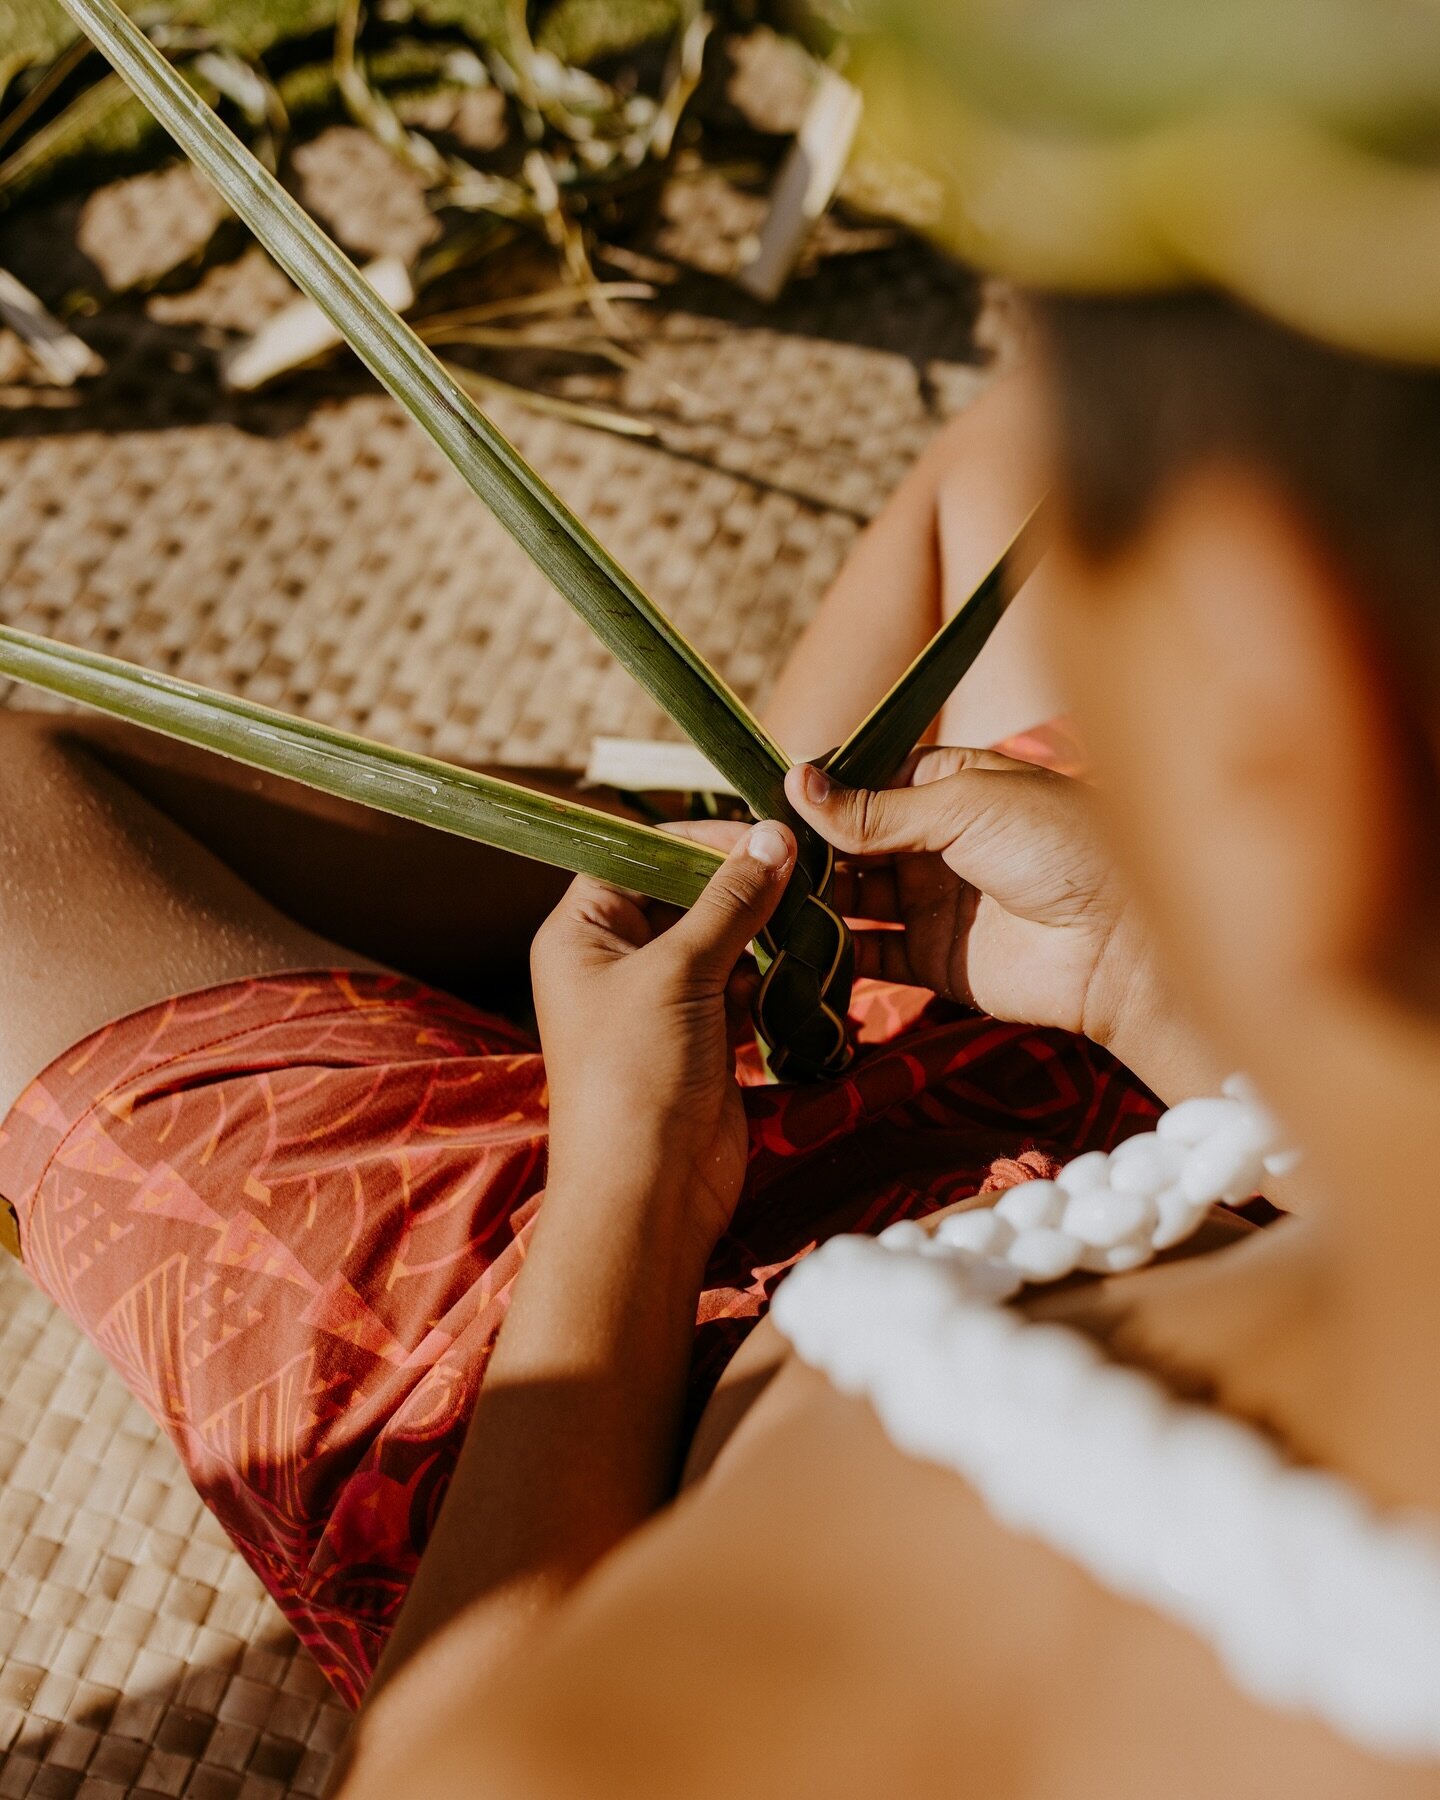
[747,822,791,868]
[800,764,830,805]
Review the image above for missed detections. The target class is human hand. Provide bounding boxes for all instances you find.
[784,748,1157,1055]
[531,819,794,1263]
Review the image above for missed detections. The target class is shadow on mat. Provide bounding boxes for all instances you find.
[2,1623,345,1798]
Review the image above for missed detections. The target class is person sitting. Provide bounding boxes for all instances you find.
[0,357,1163,1710]
[312,5,1440,1796]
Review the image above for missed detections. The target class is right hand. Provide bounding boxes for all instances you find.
[784,748,1159,1055]
[530,819,794,1264]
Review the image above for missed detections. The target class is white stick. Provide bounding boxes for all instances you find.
[585,736,735,796]
[0,268,104,386]
[221,254,415,391]
[737,69,863,303]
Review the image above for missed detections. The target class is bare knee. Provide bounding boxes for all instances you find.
[0,709,102,850]
[0,707,351,1117]
[0,705,75,761]
[0,707,163,872]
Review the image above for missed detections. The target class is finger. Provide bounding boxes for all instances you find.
[537,873,654,963]
[786,757,1075,912]
[668,820,796,980]
[660,818,751,855]
[786,756,1000,858]
[850,926,921,987]
[830,860,903,923]
[904,745,1036,786]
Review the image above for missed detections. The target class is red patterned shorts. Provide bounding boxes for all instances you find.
[0,969,1159,1703]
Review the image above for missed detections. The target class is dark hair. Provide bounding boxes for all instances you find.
[1037,291,1440,675]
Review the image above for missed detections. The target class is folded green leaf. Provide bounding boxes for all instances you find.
[0,624,722,907]
[825,505,1047,791]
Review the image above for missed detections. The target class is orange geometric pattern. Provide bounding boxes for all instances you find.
[0,968,1159,1705]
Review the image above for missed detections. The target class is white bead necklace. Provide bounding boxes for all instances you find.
[772,1081,1440,1762]
[871,1073,1301,1297]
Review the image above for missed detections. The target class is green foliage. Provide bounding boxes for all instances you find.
[1,0,338,67]
[405,0,508,43]
[2,77,139,198]
[8,0,975,1082]
[0,0,704,206]
[55,0,799,818]
[273,39,465,124]
[536,0,691,67]
[0,0,77,70]
[1,0,695,75]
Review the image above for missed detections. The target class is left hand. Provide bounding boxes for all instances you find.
[531,818,795,1263]
[785,749,1147,1048]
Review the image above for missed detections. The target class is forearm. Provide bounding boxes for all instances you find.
[1105,1008,1228,1111]
[336,1166,709,1791]
[764,376,1052,764]
[764,439,945,762]
[1096,951,1227,1109]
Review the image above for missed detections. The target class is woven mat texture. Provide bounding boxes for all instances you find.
[0,143,988,767]
[0,47,989,1795]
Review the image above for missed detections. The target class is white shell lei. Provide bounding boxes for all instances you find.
[871,1073,1301,1297]
[772,1080,1440,1762]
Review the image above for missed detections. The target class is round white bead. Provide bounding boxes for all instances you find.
[1156,1095,1246,1146]
[1061,1186,1152,1249]
[1003,1321,1101,1405]
[917,1234,971,1261]
[770,1086,1440,1769]
[1263,1145,1303,1178]
[1079,1240,1153,1275]
[1154,1412,1285,1604]
[1005,1227,1083,1282]
[958,1257,1026,1304]
[1151,1185,1210,1251]
[1179,1126,1267,1204]
[934,1208,1008,1256]
[995,1179,1065,1231]
[1056,1150,1111,1195]
[770,1240,871,1362]
[877,1219,929,1251]
[1108,1132,1186,1198]
[867,1246,967,1323]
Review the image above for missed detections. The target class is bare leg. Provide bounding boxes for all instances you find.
[60,717,589,1000]
[763,372,1062,762]
[0,712,619,1117]
[0,378,1058,1110]
[0,709,382,1117]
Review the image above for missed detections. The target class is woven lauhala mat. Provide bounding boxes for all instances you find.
[0,1260,351,1799]
[0,104,989,1800]
[0,129,988,768]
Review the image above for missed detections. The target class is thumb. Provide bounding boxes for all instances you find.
[784,760,971,857]
[669,821,795,979]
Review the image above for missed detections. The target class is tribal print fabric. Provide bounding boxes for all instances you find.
[0,970,1157,1703]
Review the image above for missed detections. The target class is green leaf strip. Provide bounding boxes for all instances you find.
[0,624,722,907]
[54,0,796,826]
[824,502,1048,792]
